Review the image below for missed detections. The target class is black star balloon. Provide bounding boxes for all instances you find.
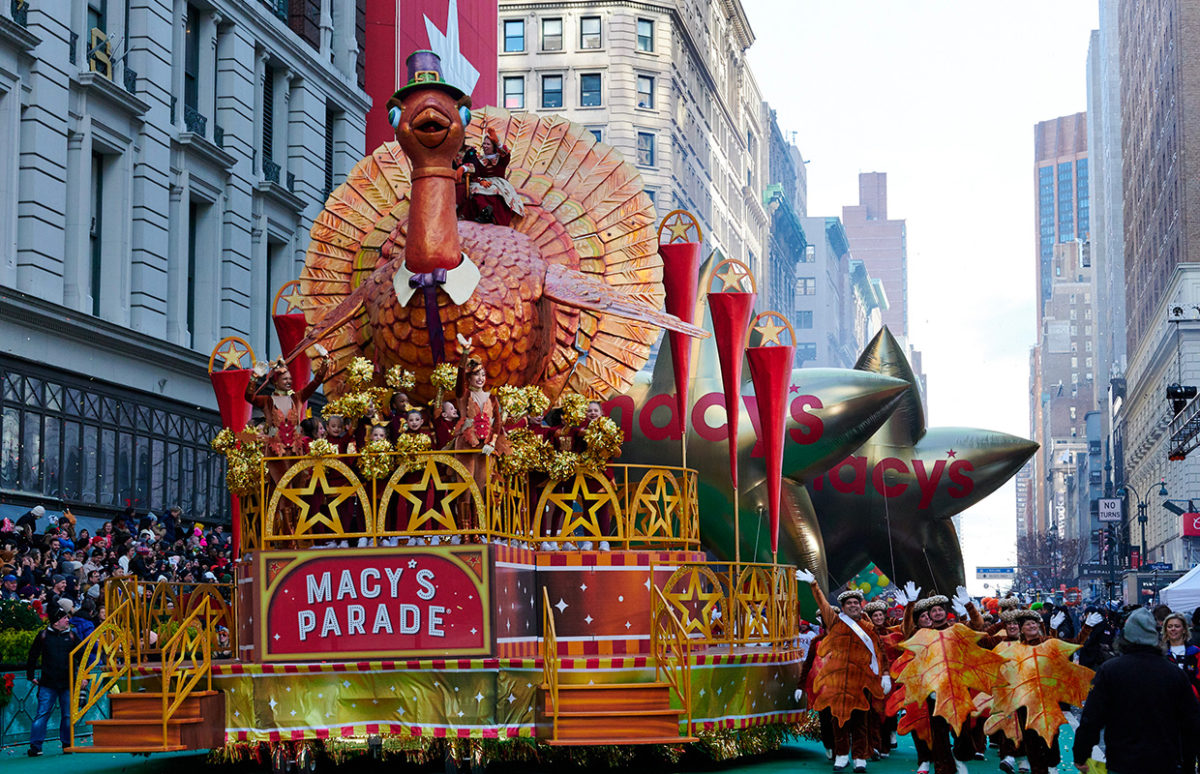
[614,257,909,578]
[800,327,1038,592]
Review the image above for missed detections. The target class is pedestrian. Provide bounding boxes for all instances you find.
[25,606,82,756]
[15,504,44,534]
[1073,607,1200,773]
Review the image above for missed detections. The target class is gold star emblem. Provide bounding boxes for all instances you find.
[715,265,748,292]
[668,569,724,636]
[280,287,305,314]
[218,341,249,371]
[754,315,788,346]
[657,209,702,244]
[545,473,619,540]
[398,458,474,532]
[279,462,361,536]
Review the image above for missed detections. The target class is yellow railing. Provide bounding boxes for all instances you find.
[239,450,700,551]
[69,596,135,749]
[541,587,560,742]
[651,586,693,737]
[649,561,800,650]
[159,595,216,747]
[105,578,236,662]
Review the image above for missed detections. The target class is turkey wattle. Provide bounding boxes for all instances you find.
[293,90,704,402]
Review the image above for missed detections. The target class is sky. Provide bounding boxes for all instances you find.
[744,1,1101,594]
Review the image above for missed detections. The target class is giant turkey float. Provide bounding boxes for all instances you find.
[63,52,1036,770]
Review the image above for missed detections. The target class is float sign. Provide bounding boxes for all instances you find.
[260,547,489,660]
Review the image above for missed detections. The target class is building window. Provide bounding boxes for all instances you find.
[503,76,524,109]
[541,74,562,108]
[644,189,656,204]
[796,310,814,329]
[637,75,654,109]
[324,109,337,195]
[187,202,200,346]
[796,342,817,362]
[797,277,816,295]
[588,128,602,142]
[503,19,524,52]
[184,4,200,113]
[262,64,275,168]
[86,0,107,34]
[637,18,654,51]
[636,132,655,166]
[541,18,562,50]
[580,73,601,107]
[802,245,815,263]
[580,16,601,49]
[89,152,105,317]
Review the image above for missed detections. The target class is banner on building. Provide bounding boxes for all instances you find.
[1182,512,1200,537]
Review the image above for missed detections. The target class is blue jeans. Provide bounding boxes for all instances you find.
[29,685,71,751]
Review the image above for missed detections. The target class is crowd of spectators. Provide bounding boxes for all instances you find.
[0,502,235,630]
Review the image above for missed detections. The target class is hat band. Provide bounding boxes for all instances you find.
[414,70,440,84]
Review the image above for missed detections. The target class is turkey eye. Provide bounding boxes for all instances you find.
[459,106,472,127]
[388,106,402,128]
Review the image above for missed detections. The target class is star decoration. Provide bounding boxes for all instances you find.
[279,462,360,537]
[947,449,957,458]
[753,315,788,346]
[554,598,568,613]
[789,384,800,394]
[216,340,249,371]
[395,459,474,532]
[269,698,278,711]
[545,474,618,539]
[660,210,700,244]
[667,569,723,636]
[715,264,750,292]
[279,285,305,314]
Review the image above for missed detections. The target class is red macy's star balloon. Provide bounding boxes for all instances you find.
[802,328,1038,593]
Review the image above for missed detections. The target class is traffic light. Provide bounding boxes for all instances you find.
[1100,527,1116,561]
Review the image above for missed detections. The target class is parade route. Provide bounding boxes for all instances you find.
[0,730,1090,773]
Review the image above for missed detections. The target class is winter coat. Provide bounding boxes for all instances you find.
[25,625,82,690]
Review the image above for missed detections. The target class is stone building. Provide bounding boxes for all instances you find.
[0,1,368,521]
[495,0,770,288]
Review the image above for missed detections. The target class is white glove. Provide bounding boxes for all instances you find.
[795,568,816,585]
[793,688,803,703]
[710,607,723,622]
[894,588,909,607]
[881,675,892,693]
[953,585,972,608]
[953,600,968,617]
[1050,611,1066,630]
[903,581,921,601]
[1084,612,1102,628]
[457,333,472,349]
[481,444,495,455]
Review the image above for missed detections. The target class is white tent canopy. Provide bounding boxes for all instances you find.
[1161,563,1200,613]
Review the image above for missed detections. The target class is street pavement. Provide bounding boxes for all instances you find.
[0,729,1089,773]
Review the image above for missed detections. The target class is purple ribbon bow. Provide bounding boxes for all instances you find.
[409,268,449,362]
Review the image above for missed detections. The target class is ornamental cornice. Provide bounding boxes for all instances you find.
[0,13,40,51]
[72,71,151,118]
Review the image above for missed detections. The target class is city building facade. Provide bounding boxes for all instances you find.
[1032,113,1089,322]
[495,0,770,291]
[841,172,907,337]
[763,107,807,343]
[0,1,369,521]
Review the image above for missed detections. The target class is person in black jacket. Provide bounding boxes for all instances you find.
[25,607,82,756]
[1073,607,1200,773]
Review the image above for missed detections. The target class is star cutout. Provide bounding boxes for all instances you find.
[579,583,588,591]
[216,340,249,371]
[584,614,593,624]
[667,568,723,635]
[394,459,474,532]
[753,315,788,346]
[555,598,568,613]
[508,693,516,704]
[279,462,360,536]
[475,692,484,702]
[806,327,1038,592]
[269,698,278,711]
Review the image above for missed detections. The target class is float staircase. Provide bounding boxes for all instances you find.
[540,681,695,745]
[73,690,225,753]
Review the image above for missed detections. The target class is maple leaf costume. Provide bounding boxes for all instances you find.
[804,582,889,765]
[983,609,1093,774]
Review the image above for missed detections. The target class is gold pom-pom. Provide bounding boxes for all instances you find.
[495,385,526,419]
[386,365,415,392]
[224,438,264,496]
[582,416,623,470]
[431,362,458,393]
[307,438,337,457]
[547,451,582,481]
[358,439,395,480]
[524,386,550,418]
[393,432,432,471]
[498,428,554,477]
[322,391,378,422]
[345,357,375,390]
[559,393,587,427]
[211,428,236,453]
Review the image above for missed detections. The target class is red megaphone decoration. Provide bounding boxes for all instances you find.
[208,337,256,559]
[745,312,796,555]
[272,282,312,396]
[659,240,702,433]
[706,260,757,489]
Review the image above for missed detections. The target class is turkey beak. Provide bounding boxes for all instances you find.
[411,106,452,149]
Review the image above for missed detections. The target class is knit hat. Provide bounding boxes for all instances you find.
[31,505,45,517]
[837,589,865,604]
[1122,608,1159,647]
[913,595,950,615]
[48,606,69,623]
[997,597,1021,611]
[863,599,887,614]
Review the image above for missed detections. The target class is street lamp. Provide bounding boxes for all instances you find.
[1118,479,1168,564]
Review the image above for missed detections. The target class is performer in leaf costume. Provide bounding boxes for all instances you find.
[985,608,1093,774]
[797,569,889,773]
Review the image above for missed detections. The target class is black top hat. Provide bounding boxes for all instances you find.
[393,50,467,103]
